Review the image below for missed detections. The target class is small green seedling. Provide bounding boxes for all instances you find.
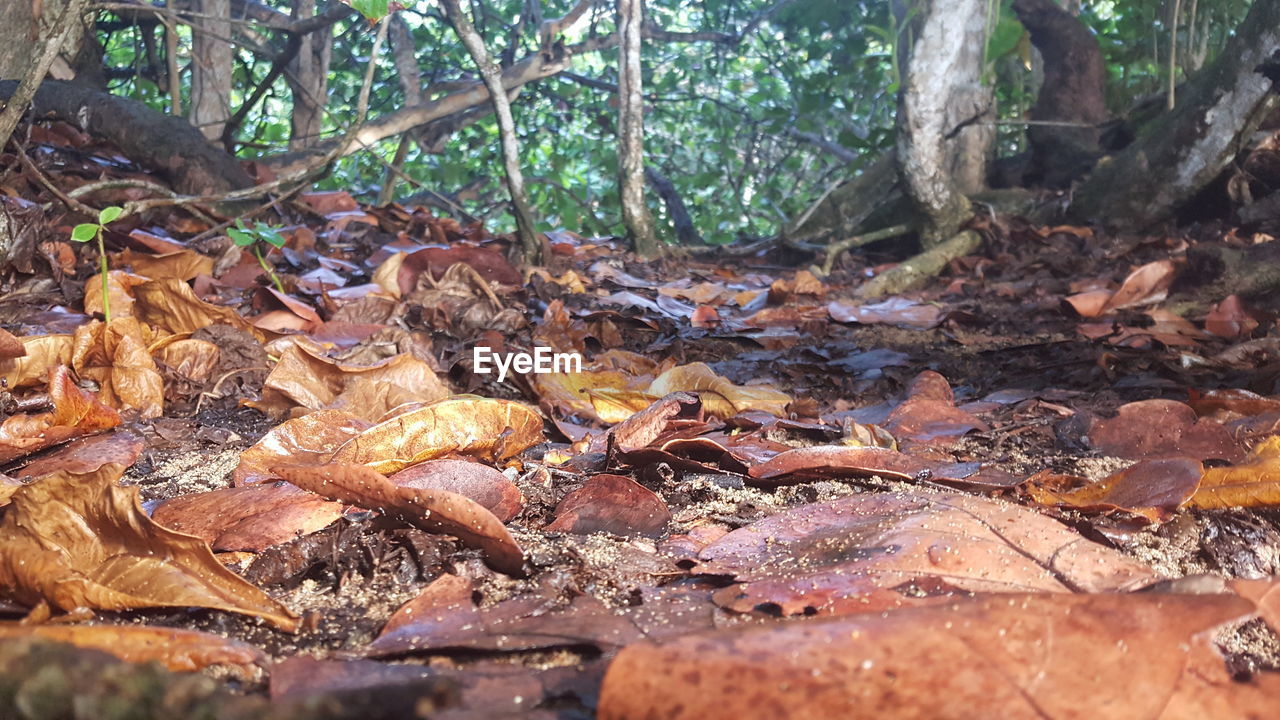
[71,205,123,323]
[227,219,287,293]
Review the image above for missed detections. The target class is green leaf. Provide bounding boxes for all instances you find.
[262,230,286,249]
[98,206,124,225]
[227,228,254,247]
[349,0,389,21]
[71,224,98,243]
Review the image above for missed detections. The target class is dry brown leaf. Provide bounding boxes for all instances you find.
[1189,435,1280,509]
[647,363,789,418]
[1025,457,1204,522]
[71,317,165,417]
[389,458,523,522]
[0,334,72,389]
[544,473,671,537]
[156,338,221,380]
[151,482,347,552]
[83,270,148,319]
[328,395,544,474]
[132,278,265,341]
[531,367,647,423]
[117,247,214,281]
[695,491,1156,616]
[1103,259,1179,311]
[234,409,371,485]
[0,366,121,464]
[251,337,449,420]
[273,463,525,576]
[1088,399,1243,462]
[15,430,143,480]
[0,327,25,359]
[0,463,297,630]
[0,624,264,673]
[597,592,1273,720]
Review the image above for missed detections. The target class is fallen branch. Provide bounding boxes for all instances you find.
[819,223,913,276]
[855,229,982,299]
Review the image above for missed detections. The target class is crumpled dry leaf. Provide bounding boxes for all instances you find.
[883,370,987,446]
[273,463,525,576]
[0,328,24,359]
[0,334,72,389]
[0,462,297,630]
[116,247,213,281]
[15,430,143,480]
[155,338,221,381]
[83,270,148,319]
[131,277,265,341]
[0,366,121,464]
[597,592,1274,720]
[251,336,450,421]
[71,317,165,417]
[531,366,649,423]
[647,363,789,419]
[589,392,702,453]
[695,491,1157,616]
[1025,457,1204,522]
[329,395,544,474]
[1189,435,1280,509]
[234,409,371,485]
[0,624,264,673]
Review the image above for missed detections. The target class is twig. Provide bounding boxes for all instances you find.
[819,223,914,275]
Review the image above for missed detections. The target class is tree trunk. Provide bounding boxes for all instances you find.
[441,0,543,264]
[287,0,333,150]
[0,0,89,82]
[1070,0,1280,229]
[896,0,993,247]
[188,0,234,142]
[1012,0,1109,189]
[617,0,660,258]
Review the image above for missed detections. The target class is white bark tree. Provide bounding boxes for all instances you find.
[188,0,234,142]
[617,0,660,257]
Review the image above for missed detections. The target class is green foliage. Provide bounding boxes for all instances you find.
[228,220,287,293]
[69,206,124,323]
[90,0,1255,245]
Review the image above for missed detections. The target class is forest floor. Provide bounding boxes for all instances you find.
[3,121,1280,718]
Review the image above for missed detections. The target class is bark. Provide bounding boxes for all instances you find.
[187,0,234,142]
[441,0,543,263]
[0,80,254,195]
[617,0,661,258]
[287,0,333,150]
[1070,0,1280,229]
[0,0,90,82]
[1012,0,1109,188]
[0,0,91,151]
[896,0,992,247]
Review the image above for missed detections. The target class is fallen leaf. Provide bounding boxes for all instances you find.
[151,482,347,551]
[82,270,147,319]
[234,409,371,485]
[883,370,987,445]
[273,463,525,576]
[389,458,523,522]
[1103,259,1179,311]
[827,297,942,329]
[0,335,72,389]
[695,491,1156,616]
[0,366,121,464]
[132,278,265,341]
[1190,435,1280,509]
[589,392,701,453]
[252,337,449,420]
[0,328,24,359]
[1205,294,1265,338]
[0,463,297,630]
[0,624,264,673]
[71,317,165,417]
[747,445,1013,489]
[545,474,671,537]
[328,395,544,474]
[14,430,143,480]
[1024,457,1205,522]
[598,592,1271,719]
[647,363,789,419]
[1088,399,1244,462]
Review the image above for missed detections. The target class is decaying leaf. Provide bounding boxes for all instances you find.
[0,624,265,673]
[131,278,265,341]
[273,463,525,576]
[15,430,144,480]
[0,463,298,630]
[234,409,371,485]
[0,335,72,389]
[328,395,544,474]
[648,363,789,418]
[1088,399,1244,462]
[71,317,165,417]
[696,491,1157,616]
[0,366,121,464]
[389,458,523,523]
[747,445,1013,489]
[598,592,1275,719]
[883,370,987,445]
